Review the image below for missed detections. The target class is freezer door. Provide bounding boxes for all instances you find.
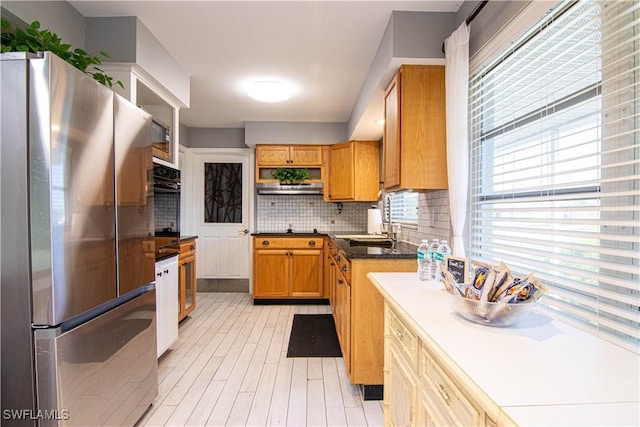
[29,53,117,326]
[114,95,155,296]
[34,288,158,427]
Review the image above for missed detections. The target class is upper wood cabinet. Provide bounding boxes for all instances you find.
[256,145,324,166]
[255,144,327,183]
[383,65,448,191]
[327,140,379,202]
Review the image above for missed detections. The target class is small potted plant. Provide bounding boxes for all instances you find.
[271,168,310,185]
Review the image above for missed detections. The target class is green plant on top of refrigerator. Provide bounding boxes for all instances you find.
[1,17,124,89]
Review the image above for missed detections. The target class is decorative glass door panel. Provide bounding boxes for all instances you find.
[204,162,242,223]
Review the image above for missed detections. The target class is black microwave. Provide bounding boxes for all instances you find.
[151,118,171,161]
[153,164,180,192]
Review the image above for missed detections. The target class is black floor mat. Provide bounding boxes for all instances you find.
[286,314,343,358]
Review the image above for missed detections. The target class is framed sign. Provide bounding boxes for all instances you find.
[445,256,468,284]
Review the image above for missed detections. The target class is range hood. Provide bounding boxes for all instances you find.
[256,182,324,195]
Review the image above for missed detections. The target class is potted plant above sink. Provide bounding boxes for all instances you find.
[271,167,310,185]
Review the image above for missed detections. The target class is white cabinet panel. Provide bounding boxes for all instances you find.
[155,256,178,357]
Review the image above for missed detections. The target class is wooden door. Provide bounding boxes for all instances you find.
[253,249,288,297]
[328,143,354,200]
[289,249,323,297]
[290,145,323,166]
[384,73,401,189]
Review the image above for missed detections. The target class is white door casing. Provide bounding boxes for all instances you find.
[187,148,253,281]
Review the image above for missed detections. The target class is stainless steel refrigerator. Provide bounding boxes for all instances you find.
[1,52,158,426]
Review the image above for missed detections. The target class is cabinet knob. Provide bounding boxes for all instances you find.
[157,272,163,277]
[189,245,195,251]
[336,255,341,262]
[164,269,169,274]
[341,265,347,272]
[308,240,316,246]
[338,279,343,285]
[262,240,270,246]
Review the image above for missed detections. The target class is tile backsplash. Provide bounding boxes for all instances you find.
[255,191,452,244]
[256,195,371,233]
[401,190,451,246]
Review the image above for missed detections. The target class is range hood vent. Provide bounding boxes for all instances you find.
[256,182,324,195]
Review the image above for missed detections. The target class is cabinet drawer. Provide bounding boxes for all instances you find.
[387,307,418,368]
[254,237,324,249]
[179,240,196,259]
[420,346,480,427]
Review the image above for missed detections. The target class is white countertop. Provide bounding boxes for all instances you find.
[368,272,640,426]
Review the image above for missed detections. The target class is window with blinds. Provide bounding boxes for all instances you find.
[385,192,418,224]
[469,0,639,352]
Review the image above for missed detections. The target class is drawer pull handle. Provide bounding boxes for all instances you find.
[308,240,316,246]
[437,384,450,403]
[262,240,270,246]
[394,328,404,338]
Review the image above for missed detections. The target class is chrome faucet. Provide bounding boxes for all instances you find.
[385,193,396,241]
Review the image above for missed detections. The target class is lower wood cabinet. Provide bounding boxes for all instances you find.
[178,239,196,321]
[253,237,325,298]
[328,239,416,386]
[384,303,503,427]
[385,343,419,427]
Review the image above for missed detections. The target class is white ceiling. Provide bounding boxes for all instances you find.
[69,1,462,139]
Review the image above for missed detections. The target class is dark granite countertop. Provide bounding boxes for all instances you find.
[330,235,417,260]
[180,235,198,242]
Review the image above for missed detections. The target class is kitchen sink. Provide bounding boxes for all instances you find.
[334,234,394,247]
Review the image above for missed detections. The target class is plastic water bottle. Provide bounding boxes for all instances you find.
[417,239,430,281]
[435,240,451,281]
[428,239,440,280]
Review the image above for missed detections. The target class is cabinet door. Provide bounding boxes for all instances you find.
[340,275,351,374]
[384,73,401,189]
[290,145,323,166]
[253,249,288,297]
[328,143,354,200]
[386,344,418,427]
[290,249,324,297]
[256,146,290,165]
[156,258,178,357]
[178,254,196,321]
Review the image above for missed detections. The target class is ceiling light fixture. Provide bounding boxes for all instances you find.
[248,81,290,103]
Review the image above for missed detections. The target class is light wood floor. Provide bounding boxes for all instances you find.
[138,292,384,427]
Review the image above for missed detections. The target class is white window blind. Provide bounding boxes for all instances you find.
[469,0,639,352]
[385,192,418,224]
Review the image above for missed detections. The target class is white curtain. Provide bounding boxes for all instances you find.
[444,23,470,257]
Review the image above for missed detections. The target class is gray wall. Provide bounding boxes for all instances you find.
[245,121,347,147]
[184,128,247,149]
[2,1,85,48]
[456,1,531,57]
[85,16,190,107]
[85,17,137,62]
